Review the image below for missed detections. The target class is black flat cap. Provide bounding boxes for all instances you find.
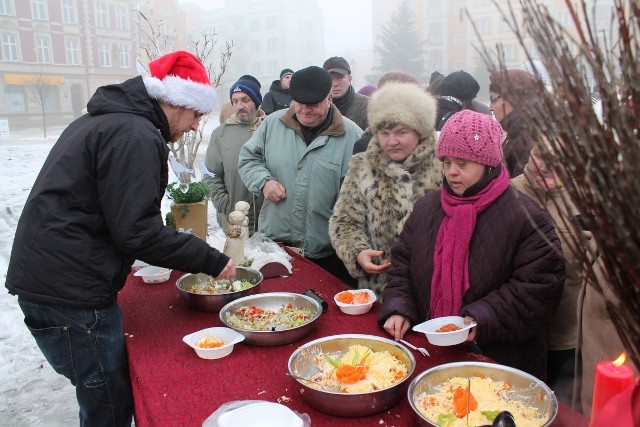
[289,66,332,104]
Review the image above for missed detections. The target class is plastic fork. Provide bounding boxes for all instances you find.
[399,339,430,356]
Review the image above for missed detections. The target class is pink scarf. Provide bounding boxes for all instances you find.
[429,165,511,318]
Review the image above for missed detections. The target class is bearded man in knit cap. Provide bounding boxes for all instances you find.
[5,51,235,427]
[323,56,369,130]
[260,68,293,115]
[238,66,362,285]
[203,75,265,234]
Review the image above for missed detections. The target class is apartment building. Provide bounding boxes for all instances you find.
[0,0,186,131]
[373,0,616,99]
[182,0,324,99]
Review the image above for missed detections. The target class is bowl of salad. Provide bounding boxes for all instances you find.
[219,292,322,346]
[175,267,263,312]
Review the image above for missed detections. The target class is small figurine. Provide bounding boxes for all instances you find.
[223,210,246,263]
[234,201,250,240]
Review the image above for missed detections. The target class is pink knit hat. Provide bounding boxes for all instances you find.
[437,110,504,167]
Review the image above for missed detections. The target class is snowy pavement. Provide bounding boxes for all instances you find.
[0,120,221,426]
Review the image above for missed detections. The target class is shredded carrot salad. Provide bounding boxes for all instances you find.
[195,334,225,349]
[336,291,370,305]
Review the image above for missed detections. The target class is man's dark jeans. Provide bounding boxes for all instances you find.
[18,299,133,427]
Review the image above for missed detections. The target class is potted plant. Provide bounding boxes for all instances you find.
[166,181,211,241]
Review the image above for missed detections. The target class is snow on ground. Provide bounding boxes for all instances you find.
[0,118,221,426]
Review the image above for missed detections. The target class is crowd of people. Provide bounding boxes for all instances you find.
[5,50,637,426]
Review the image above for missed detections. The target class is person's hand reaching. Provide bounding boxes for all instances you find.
[216,259,236,279]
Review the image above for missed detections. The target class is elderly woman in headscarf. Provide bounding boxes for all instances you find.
[489,69,540,177]
[379,110,565,380]
[330,82,442,297]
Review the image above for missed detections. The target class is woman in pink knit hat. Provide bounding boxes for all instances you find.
[378,110,565,381]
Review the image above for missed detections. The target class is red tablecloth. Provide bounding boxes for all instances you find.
[119,250,588,427]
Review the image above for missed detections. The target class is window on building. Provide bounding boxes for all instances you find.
[31,0,47,20]
[268,60,277,74]
[35,36,51,63]
[62,0,76,24]
[5,85,26,113]
[501,18,514,31]
[250,40,261,54]
[426,0,441,16]
[96,3,109,28]
[0,0,14,16]
[2,33,18,61]
[251,62,261,74]
[526,44,539,59]
[99,42,111,66]
[65,39,80,64]
[250,18,260,30]
[476,18,490,33]
[119,44,130,68]
[43,86,60,112]
[503,45,517,61]
[116,5,127,30]
[267,38,278,52]
[266,15,277,29]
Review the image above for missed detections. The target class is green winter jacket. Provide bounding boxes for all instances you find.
[203,112,264,234]
[238,105,361,259]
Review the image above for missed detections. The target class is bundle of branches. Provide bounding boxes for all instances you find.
[477,0,639,367]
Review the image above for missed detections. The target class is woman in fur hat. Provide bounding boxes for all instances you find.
[329,83,442,297]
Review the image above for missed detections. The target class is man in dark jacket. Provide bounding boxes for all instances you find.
[260,68,293,115]
[5,51,235,427]
[323,56,368,130]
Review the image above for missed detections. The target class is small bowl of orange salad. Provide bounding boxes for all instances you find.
[182,327,245,359]
[334,289,376,315]
[412,316,477,346]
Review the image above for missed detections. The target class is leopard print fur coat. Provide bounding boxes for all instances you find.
[329,133,442,297]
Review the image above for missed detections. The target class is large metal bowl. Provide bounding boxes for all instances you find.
[287,334,416,417]
[219,292,322,346]
[408,362,558,426]
[175,267,263,312]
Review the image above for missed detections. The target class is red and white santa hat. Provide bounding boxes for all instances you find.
[143,51,215,114]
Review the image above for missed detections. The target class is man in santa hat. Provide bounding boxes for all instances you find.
[6,51,235,427]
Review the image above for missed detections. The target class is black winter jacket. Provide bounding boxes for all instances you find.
[260,80,291,115]
[6,76,229,308]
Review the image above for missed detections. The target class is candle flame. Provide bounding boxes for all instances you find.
[612,352,627,367]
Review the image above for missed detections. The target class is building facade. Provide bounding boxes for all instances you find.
[0,0,186,131]
[182,0,324,106]
[372,0,616,100]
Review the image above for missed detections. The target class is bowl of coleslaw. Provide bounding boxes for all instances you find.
[408,361,558,426]
[176,267,263,313]
[287,334,416,417]
[219,292,322,346]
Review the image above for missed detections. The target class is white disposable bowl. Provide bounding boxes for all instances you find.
[218,401,303,427]
[134,266,171,284]
[412,316,477,346]
[182,327,245,359]
[334,289,376,315]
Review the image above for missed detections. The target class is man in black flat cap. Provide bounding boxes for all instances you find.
[260,68,293,115]
[238,66,361,286]
[323,56,368,130]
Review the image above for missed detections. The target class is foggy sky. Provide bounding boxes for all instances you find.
[178,0,374,56]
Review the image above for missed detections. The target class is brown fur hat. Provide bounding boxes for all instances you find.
[367,82,437,139]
